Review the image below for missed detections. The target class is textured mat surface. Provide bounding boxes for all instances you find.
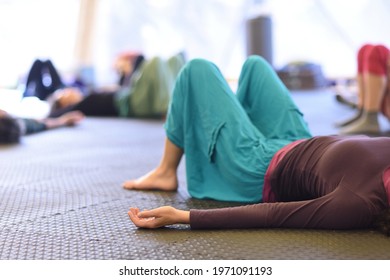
[1,89,390,260]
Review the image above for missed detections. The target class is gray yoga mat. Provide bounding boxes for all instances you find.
[1,89,390,259]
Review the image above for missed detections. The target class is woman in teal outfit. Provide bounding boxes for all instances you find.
[123,56,312,203]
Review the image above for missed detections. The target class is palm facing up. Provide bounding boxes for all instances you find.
[128,206,190,229]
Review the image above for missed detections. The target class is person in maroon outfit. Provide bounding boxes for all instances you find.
[127,58,390,236]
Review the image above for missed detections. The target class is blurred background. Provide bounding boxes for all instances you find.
[0,0,389,89]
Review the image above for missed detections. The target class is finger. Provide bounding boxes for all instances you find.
[128,207,139,215]
[73,111,85,118]
[128,212,157,228]
[72,115,84,122]
[127,208,136,219]
[129,208,155,221]
[128,210,138,224]
[137,209,159,219]
[136,217,160,229]
[128,209,145,227]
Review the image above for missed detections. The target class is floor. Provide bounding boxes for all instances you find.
[1,87,390,260]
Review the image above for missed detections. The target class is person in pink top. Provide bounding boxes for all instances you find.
[127,57,390,236]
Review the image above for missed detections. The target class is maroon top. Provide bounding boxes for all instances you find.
[190,135,390,230]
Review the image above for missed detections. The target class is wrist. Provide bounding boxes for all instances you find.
[43,119,59,129]
[176,209,190,224]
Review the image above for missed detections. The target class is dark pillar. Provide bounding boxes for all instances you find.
[246,15,273,66]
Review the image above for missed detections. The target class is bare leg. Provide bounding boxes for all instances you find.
[364,74,386,111]
[123,137,183,191]
[335,74,364,127]
[341,73,386,134]
[356,74,365,109]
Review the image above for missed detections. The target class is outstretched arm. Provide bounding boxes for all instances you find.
[43,111,84,130]
[128,206,189,229]
[128,185,373,231]
[19,111,84,136]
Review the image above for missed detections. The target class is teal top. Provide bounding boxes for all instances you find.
[164,56,312,203]
[115,54,185,118]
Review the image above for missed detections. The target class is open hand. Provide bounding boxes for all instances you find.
[44,110,85,129]
[59,111,85,126]
[128,206,190,229]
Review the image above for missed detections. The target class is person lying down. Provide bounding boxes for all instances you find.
[125,57,390,236]
[0,109,84,144]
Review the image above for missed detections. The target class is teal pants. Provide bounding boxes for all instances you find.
[165,56,312,203]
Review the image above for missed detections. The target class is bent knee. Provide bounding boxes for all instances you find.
[243,55,273,74]
[358,44,390,75]
[367,45,389,60]
[181,59,221,79]
[185,58,214,71]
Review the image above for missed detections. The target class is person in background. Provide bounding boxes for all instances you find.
[115,51,145,88]
[22,59,66,100]
[336,44,390,135]
[0,109,84,144]
[48,52,186,119]
[22,51,145,101]
[124,57,390,236]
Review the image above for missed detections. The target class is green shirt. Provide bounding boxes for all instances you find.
[115,54,185,118]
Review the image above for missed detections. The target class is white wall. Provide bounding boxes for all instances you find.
[0,0,79,87]
[92,0,390,84]
[269,0,390,78]
[0,0,389,88]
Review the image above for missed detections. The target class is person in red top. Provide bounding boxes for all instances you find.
[337,43,390,135]
[127,57,390,236]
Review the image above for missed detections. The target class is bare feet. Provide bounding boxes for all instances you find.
[123,168,178,192]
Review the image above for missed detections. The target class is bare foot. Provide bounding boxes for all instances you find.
[123,168,178,191]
